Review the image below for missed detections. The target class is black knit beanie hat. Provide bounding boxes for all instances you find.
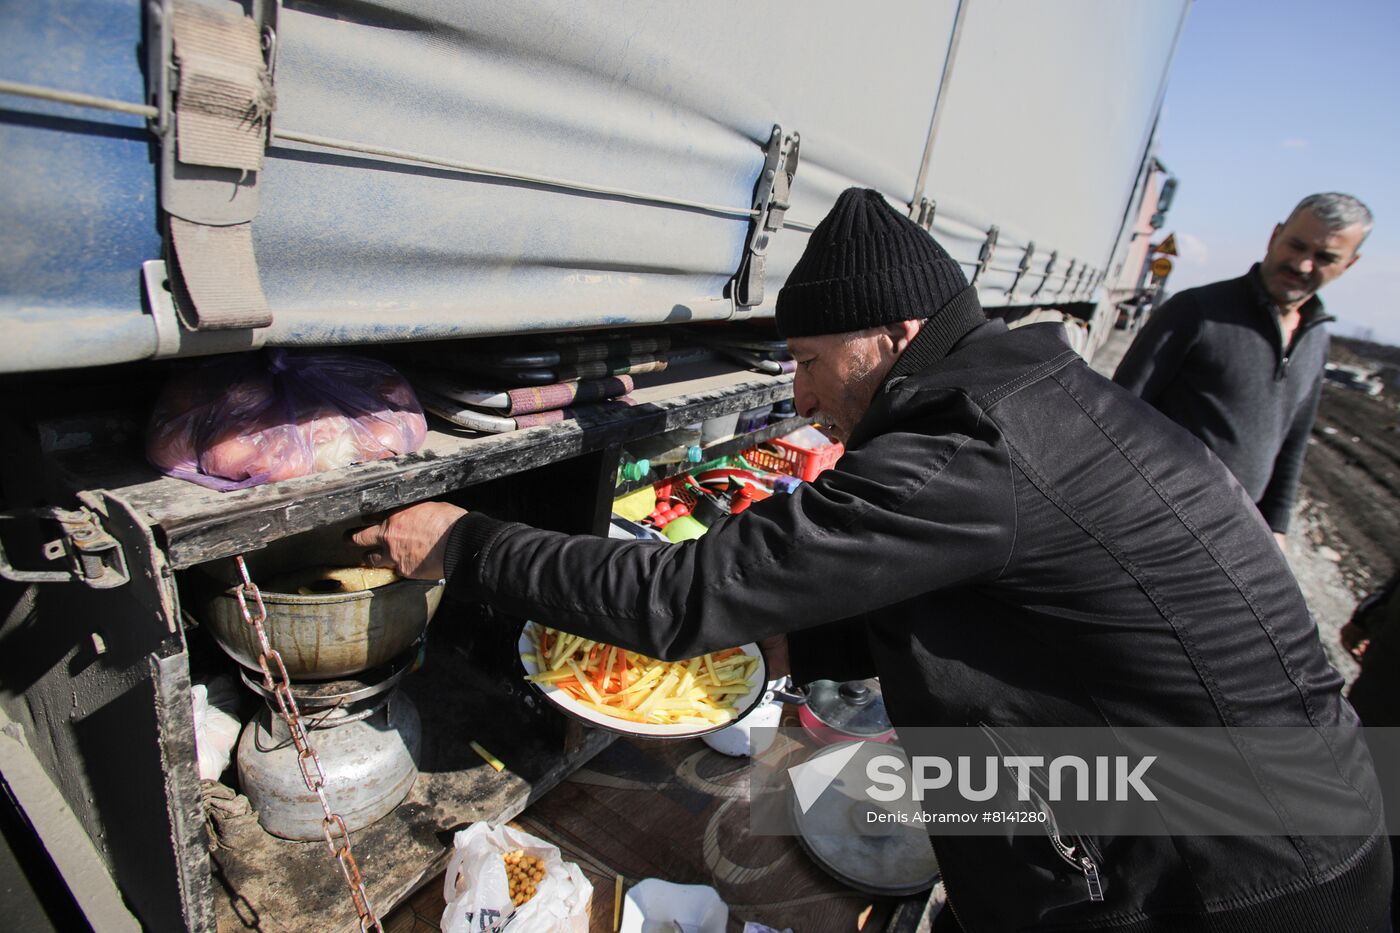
[775,187,977,338]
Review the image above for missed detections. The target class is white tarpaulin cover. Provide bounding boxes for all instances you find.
[0,0,1189,371]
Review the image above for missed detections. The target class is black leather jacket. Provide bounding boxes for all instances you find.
[447,320,1389,932]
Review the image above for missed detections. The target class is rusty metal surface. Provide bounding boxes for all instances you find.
[0,554,204,931]
[199,573,443,680]
[210,622,616,933]
[236,693,420,842]
[152,644,219,932]
[225,554,391,929]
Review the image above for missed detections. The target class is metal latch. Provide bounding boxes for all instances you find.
[1072,264,1091,298]
[912,197,937,231]
[1032,250,1059,299]
[731,124,801,309]
[0,507,129,590]
[1057,259,1079,298]
[970,225,999,287]
[1006,240,1036,297]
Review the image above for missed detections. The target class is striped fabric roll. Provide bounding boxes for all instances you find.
[504,375,633,415]
[513,396,638,429]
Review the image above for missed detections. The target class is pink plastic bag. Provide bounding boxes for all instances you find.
[146,350,427,490]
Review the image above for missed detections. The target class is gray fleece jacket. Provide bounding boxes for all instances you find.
[1113,264,1332,532]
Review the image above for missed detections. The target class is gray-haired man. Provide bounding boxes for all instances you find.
[1114,192,1372,548]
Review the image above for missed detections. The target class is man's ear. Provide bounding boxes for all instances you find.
[885,318,923,355]
[1344,252,1361,272]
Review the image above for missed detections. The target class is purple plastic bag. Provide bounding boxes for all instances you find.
[146,350,427,491]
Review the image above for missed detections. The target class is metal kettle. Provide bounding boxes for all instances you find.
[769,677,896,745]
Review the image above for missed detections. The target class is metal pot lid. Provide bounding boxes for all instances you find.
[803,678,891,737]
[790,742,938,896]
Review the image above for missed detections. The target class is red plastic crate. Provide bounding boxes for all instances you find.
[742,436,844,482]
[650,476,698,509]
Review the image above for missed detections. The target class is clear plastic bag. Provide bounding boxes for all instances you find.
[191,677,241,781]
[146,350,426,490]
[441,823,591,933]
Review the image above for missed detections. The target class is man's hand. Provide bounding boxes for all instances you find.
[350,502,467,581]
[759,634,790,680]
[1274,531,1288,552]
[1339,621,1371,663]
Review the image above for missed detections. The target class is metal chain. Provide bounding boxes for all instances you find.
[235,556,383,933]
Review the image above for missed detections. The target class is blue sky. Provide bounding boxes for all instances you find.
[1156,0,1400,343]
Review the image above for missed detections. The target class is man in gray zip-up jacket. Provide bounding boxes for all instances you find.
[1113,193,1371,547]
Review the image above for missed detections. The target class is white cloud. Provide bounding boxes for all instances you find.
[1280,137,1309,150]
[1175,232,1210,265]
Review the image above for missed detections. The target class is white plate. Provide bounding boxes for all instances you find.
[517,623,767,738]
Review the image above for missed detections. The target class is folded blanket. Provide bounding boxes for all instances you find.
[419,389,637,434]
[416,374,634,415]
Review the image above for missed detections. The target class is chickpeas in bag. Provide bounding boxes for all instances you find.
[441,823,592,933]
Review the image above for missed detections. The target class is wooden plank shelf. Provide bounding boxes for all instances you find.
[46,363,793,569]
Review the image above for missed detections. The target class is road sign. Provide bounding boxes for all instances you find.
[1153,234,1178,256]
[1151,256,1174,279]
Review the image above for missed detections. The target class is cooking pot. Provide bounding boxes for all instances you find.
[194,528,443,680]
[771,677,895,745]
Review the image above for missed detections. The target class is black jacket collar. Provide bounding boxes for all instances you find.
[886,285,988,381]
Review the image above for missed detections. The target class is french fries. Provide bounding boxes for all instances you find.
[522,624,760,727]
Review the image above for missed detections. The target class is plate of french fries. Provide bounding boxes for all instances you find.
[517,622,767,737]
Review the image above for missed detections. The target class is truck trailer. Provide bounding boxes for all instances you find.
[0,1,1189,928]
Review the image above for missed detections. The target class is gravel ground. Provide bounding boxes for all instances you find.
[1089,325,1368,686]
[1285,496,1361,683]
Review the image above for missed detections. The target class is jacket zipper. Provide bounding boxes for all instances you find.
[1047,825,1105,901]
[928,836,974,931]
[1275,315,1331,379]
[1027,781,1106,902]
[977,723,1106,903]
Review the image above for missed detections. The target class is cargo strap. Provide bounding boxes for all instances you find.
[153,0,276,330]
[172,0,273,171]
[168,219,270,330]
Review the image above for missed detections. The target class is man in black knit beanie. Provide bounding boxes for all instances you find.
[773,188,984,442]
[355,187,1390,932]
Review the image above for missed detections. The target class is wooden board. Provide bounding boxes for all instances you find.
[386,725,934,933]
[46,364,793,569]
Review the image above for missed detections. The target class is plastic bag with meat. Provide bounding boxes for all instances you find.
[146,350,427,491]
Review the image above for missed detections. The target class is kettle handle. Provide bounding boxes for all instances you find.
[764,675,808,706]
